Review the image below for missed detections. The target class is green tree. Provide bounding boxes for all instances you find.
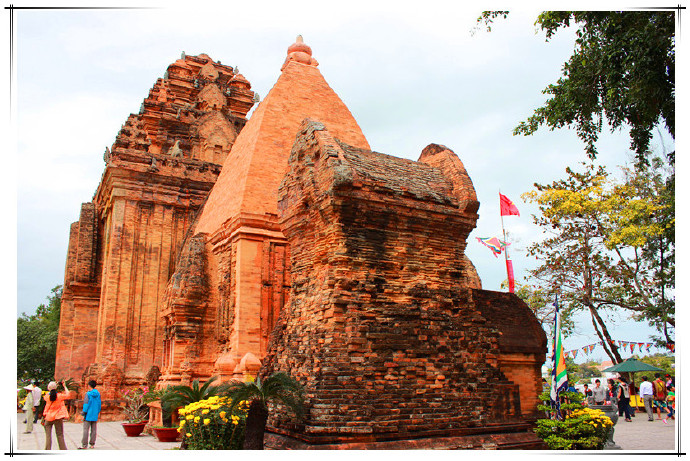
[514,282,575,338]
[226,372,304,450]
[17,285,62,383]
[477,11,675,164]
[619,156,675,344]
[516,11,675,163]
[522,159,673,364]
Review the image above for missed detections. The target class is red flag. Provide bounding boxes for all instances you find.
[499,193,520,216]
[506,258,515,293]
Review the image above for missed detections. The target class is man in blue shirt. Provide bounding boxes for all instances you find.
[80,380,102,449]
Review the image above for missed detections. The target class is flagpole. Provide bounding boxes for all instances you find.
[499,191,514,292]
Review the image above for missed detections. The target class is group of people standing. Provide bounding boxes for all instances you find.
[638,373,675,424]
[20,379,102,450]
[583,373,675,423]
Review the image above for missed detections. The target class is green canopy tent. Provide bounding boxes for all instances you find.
[602,358,664,373]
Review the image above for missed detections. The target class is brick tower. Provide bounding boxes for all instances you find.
[56,53,255,399]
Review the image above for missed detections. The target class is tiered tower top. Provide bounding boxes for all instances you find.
[196,37,369,236]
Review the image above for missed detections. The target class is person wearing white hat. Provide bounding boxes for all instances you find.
[22,385,34,433]
[43,381,70,450]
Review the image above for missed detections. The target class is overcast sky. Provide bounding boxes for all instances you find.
[7,1,681,364]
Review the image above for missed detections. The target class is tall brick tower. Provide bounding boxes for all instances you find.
[56,53,255,396]
[158,36,372,386]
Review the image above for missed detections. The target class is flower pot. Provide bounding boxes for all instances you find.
[589,404,620,450]
[153,427,180,442]
[122,422,147,437]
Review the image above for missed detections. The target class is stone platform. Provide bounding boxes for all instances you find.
[13,411,677,451]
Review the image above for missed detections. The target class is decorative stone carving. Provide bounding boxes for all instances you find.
[167,140,183,158]
[56,53,256,396]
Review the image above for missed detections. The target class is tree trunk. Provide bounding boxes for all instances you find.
[243,399,268,450]
[588,303,623,364]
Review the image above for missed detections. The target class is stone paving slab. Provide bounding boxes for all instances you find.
[15,413,180,451]
[609,411,677,452]
[14,411,677,451]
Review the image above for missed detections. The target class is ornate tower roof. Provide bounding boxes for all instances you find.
[196,37,369,236]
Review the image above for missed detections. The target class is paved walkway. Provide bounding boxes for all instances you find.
[609,411,677,451]
[13,411,676,451]
[15,413,180,451]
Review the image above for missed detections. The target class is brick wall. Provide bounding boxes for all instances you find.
[262,120,537,446]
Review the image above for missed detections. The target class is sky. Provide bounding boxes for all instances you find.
[6,1,682,365]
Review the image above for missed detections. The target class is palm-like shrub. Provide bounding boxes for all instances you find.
[160,376,229,427]
[226,372,304,450]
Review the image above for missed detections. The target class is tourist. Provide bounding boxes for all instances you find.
[582,383,593,405]
[43,381,70,450]
[628,379,637,416]
[652,373,668,420]
[664,386,675,424]
[616,376,632,422]
[22,385,34,433]
[606,379,617,404]
[639,375,655,421]
[592,379,606,405]
[583,383,592,397]
[31,380,42,424]
[665,373,674,389]
[80,380,102,449]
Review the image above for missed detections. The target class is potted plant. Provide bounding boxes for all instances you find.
[150,425,181,442]
[121,386,153,437]
[151,377,229,443]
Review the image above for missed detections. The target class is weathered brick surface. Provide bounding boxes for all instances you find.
[158,37,369,386]
[56,40,546,448]
[55,203,101,380]
[471,289,547,419]
[56,53,255,393]
[261,120,545,448]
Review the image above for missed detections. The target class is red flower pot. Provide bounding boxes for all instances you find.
[122,422,147,437]
[153,427,180,442]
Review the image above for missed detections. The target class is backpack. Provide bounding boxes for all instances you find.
[654,380,667,399]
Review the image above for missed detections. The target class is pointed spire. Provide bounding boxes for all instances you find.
[282,35,318,71]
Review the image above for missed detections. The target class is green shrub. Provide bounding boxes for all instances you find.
[535,391,612,450]
[177,396,248,450]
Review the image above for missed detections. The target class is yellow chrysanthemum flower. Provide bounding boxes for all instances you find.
[186,432,192,437]
[204,418,211,425]
[186,414,194,420]
[194,416,200,423]
[219,411,226,418]
[179,420,186,427]
[202,409,209,414]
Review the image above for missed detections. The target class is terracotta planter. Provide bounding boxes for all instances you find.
[152,427,180,442]
[122,422,147,437]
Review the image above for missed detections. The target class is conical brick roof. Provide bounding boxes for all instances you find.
[196,37,369,235]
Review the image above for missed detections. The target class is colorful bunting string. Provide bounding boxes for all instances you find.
[566,340,666,359]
